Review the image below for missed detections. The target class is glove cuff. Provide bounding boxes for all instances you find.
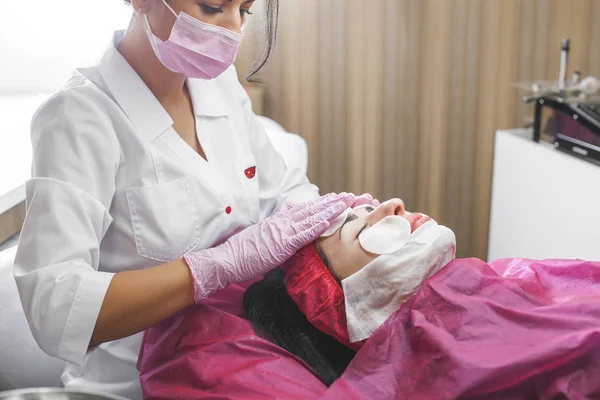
[184,248,231,303]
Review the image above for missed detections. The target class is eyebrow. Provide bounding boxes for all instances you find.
[338,206,375,240]
[338,214,358,240]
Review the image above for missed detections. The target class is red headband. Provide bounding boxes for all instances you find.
[281,243,364,351]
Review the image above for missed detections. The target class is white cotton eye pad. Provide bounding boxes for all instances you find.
[321,207,352,237]
[358,215,411,255]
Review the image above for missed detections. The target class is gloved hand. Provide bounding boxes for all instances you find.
[184,192,361,302]
[352,193,379,207]
[280,192,378,212]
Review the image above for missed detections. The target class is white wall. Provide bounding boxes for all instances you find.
[0,1,131,196]
[0,1,131,93]
[488,130,600,262]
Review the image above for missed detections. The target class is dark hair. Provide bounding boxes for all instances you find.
[243,268,356,386]
[246,0,279,82]
[123,0,278,81]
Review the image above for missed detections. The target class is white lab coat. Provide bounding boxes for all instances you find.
[13,31,318,399]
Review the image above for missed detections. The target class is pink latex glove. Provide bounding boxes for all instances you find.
[351,193,379,207]
[184,193,359,302]
[282,193,378,211]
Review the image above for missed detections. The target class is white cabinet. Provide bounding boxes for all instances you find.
[488,129,600,261]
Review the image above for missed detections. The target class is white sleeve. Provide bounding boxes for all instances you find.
[13,89,119,365]
[236,81,319,219]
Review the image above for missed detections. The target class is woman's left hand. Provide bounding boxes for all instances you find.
[184,193,357,302]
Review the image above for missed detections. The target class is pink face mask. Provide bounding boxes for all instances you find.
[143,0,243,80]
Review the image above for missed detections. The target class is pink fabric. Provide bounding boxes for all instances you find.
[137,279,327,399]
[281,243,364,351]
[138,258,600,399]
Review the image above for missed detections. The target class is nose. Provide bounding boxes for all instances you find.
[222,10,244,34]
[365,198,406,225]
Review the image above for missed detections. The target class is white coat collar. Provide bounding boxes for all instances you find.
[186,76,232,118]
[97,31,230,142]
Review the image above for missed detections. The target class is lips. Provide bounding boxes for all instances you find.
[406,213,431,233]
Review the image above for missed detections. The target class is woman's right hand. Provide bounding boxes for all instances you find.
[184,192,363,303]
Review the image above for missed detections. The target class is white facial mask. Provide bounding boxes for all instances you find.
[342,220,456,343]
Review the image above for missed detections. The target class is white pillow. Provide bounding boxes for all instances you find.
[257,116,308,174]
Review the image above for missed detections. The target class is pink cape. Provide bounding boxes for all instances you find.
[138,258,600,399]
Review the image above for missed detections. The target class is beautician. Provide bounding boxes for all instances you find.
[13,0,373,397]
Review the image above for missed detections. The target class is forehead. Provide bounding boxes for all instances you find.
[350,205,371,217]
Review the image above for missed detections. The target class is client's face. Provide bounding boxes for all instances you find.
[315,198,432,280]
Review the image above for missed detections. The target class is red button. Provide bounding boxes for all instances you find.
[225,206,232,214]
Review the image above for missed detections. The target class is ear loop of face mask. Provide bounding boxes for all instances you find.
[142,0,177,35]
[159,0,179,18]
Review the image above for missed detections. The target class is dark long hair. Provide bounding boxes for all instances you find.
[123,0,279,82]
[246,0,279,82]
[243,268,356,386]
